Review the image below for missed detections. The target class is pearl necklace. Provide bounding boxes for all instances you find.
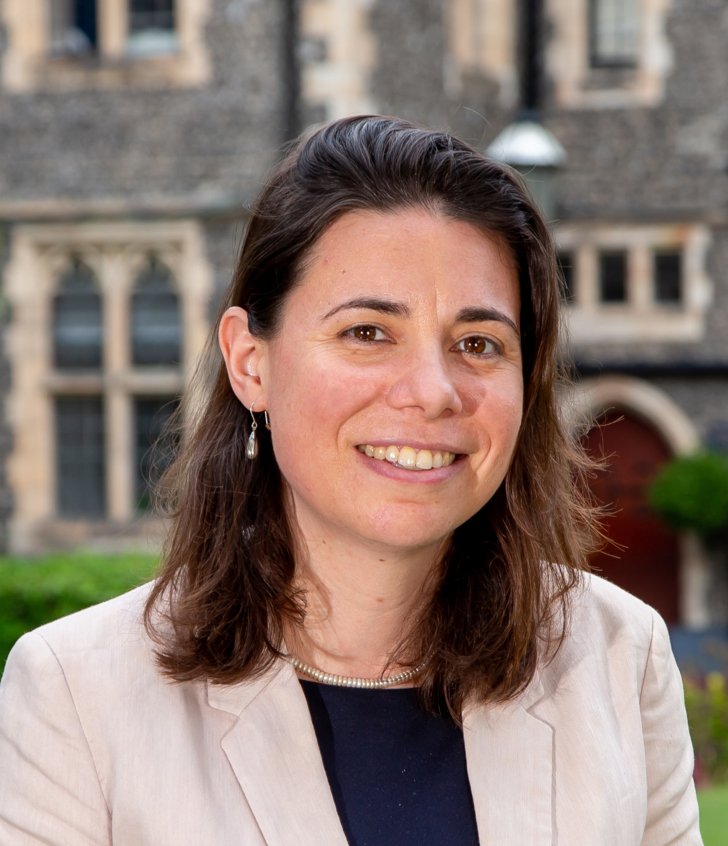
[288,655,428,689]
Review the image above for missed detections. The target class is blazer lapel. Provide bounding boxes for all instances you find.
[464,672,554,845]
[207,662,349,846]
[208,660,554,845]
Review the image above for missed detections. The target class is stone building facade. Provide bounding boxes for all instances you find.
[1,1,726,629]
[0,0,296,553]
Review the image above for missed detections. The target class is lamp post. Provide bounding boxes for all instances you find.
[486,119,566,220]
[485,0,566,220]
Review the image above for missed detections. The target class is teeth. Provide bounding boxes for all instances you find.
[415,450,433,470]
[357,444,456,471]
[398,446,417,468]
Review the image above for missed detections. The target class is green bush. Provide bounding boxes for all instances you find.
[648,451,728,538]
[685,673,728,784]
[0,553,158,672]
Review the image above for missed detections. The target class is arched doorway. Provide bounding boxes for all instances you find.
[583,409,681,623]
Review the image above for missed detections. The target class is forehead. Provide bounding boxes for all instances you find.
[288,207,519,315]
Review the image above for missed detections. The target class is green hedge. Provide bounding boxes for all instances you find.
[648,451,728,538]
[685,673,728,785]
[0,553,158,671]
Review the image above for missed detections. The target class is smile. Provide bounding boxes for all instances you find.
[357,444,457,471]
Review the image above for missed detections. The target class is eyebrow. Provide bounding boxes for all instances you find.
[321,297,519,337]
[321,297,410,320]
[455,307,520,337]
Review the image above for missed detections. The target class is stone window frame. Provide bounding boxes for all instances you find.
[4,219,212,553]
[545,0,674,109]
[445,0,518,107]
[1,0,212,93]
[555,222,712,344]
[299,0,377,120]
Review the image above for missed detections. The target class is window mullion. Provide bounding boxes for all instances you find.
[631,244,651,310]
[580,245,599,310]
[106,390,134,522]
[102,257,134,521]
[98,0,127,60]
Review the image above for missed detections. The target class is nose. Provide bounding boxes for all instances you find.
[386,344,463,418]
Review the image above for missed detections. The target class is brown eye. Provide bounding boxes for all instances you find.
[351,325,382,342]
[455,336,497,356]
[463,337,486,354]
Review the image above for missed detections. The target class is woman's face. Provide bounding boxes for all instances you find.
[246,208,523,557]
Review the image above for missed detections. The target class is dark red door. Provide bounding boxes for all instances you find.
[582,409,680,623]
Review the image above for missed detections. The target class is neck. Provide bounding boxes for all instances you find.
[286,532,445,679]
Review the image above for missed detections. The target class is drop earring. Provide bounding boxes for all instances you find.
[246,404,259,460]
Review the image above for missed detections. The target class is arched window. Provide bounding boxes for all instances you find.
[53,258,103,369]
[130,257,182,366]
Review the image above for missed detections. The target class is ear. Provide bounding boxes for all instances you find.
[218,306,269,409]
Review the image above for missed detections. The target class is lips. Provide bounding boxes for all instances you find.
[357,443,457,471]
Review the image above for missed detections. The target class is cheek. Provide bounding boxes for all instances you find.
[267,354,383,453]
[483,395,524,480]
[471,375,524,443]
[500,393,524,455]
[501,384,525,432]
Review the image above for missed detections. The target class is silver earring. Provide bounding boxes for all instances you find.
[264,410,271,430]
[246,405,259,460]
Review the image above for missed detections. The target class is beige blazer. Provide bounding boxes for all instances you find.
[0,574,701,845]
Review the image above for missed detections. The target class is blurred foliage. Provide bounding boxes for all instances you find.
[686,673,728,784]
[0,553,157,671]
[648,451,728,538]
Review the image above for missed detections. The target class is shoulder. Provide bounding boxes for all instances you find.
[1,581,205,773]
[543,570,668,689]
[570,570,658,635]
[4,583,158,688]
[33,581,153,654]
[521,580,699,842]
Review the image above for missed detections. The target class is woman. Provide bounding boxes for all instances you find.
[0,116,701,844]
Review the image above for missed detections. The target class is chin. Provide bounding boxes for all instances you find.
[358,516,457,555]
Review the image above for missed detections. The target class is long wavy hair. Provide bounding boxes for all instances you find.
[145,115,600,717]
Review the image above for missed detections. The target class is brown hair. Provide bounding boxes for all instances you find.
[145,115,599,717]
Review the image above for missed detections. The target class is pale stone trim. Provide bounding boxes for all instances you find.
[680,533,712,629]
[103,262,133,522]
[5,238,56,539]
[445,0,518,107]
[1,0,211,92]
[572,376,699,454]
[100,0,128,61]
[545,0,674,109]
[4,219,212,553]
[300,0,377,120]
[556,223,712,344]
[569,375,710,627]
[48,371,186,395]
[0,193,243,219]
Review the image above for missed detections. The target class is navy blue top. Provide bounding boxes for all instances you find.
[300,681,479,846]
